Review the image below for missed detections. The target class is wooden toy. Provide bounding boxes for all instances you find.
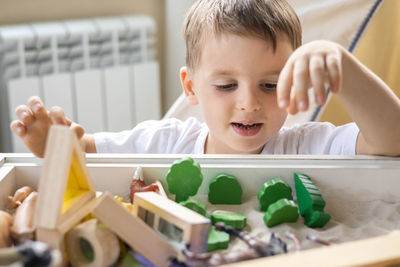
[66,219,120,267]
[166,157,203,203]
[263,199,299,227]
[114,196,134,212]
[129,167,159,203]
[34,125,97,252]
[0,210,12,248]
[155,180,168,198]
[179,198,208,217]
[208,174,242,205]
[2,153,400,266]
[7,186,33,210]
[10,191,38,243]
[294,173,331,228]
[210,213,247,230]
[207,226,230,252]
[257,178,292,211]
[116,251,153,267]
[305,210,331,228]
[132,192,211,255]
[93,192,177,267]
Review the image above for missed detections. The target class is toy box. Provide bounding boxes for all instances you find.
[1,153,400,266]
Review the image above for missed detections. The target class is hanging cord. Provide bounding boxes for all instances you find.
[310,0,383,122]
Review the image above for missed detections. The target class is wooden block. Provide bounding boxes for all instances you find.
[294,173,326,214]
[66,219,120,267]
[166,157,203,203]
[257,178,292,211]
[132,192,210,254]
[36,227,65,253]
[92,192,177,267]
[208,174,242,205]
[305,210,331,228]
[207,226,229,252]
[179,198,208,217]
[34,125,96,230]
[210,213,247,230]
[263,199,299,228]
[294,173,330,228]
[155,180,168,198]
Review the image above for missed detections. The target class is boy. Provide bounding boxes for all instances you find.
[10,0,400,157]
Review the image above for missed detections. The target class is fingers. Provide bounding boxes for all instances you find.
[309,55,327,105]
[277,60,293,109]
[27,96,48,121]
[293,58,310,111]
[49,106,68,125]
[325,53,342,93]
[48,107,84,139]
[15,105,35,125]
[71,123,85,139]
[10,120,27,137]
[277,42,343,115]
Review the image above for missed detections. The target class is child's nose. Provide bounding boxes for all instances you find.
[236,88,261,112]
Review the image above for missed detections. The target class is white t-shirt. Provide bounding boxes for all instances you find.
[94,117,359,155]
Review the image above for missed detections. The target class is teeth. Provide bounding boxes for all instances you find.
[233,123,258,129]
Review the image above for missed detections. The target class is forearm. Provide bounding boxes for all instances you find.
[82,134,97,153]
[337,49,400,156]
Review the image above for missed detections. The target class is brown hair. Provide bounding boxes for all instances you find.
[183,0,302,70]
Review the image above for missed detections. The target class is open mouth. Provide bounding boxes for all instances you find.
[231,122,263,136]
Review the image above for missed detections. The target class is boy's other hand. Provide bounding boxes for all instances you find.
[277,40,343,115]
[10,96,85,158]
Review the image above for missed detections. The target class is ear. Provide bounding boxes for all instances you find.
[180,66,199,105]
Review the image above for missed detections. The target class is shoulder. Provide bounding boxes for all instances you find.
[263,122,359,155]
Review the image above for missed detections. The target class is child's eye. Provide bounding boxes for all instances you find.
[215,84,237,91]
[260,83,277,92]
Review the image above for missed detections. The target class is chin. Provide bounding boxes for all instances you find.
[231,143,264,154]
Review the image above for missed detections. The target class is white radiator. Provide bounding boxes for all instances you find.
[0,16,161,152]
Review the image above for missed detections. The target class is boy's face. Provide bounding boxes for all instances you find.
[181,33,293,154]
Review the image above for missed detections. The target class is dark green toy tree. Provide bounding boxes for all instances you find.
[208,174,242,204]
[166,157,203,202]
[257,178,293,211]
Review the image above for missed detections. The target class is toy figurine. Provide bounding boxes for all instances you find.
[214,222,287,257]
[10,191,38,243]
[166,157,203,202]
[0,210,13,248]
[208,174,242,205]
[179,222,287,266]
[0,240,60,266]
[129,167,159,203]
[8,186,33,210]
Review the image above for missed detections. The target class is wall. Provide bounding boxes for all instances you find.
[164,0,196,112]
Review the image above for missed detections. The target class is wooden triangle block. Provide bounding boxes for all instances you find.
[34,125,96,230]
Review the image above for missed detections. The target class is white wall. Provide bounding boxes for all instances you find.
[164,0,196,112]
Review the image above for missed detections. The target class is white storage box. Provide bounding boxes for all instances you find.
[1,153,400,266]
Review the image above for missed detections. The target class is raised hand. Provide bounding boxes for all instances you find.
[277,40,344,115]
[9,96,85,158]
